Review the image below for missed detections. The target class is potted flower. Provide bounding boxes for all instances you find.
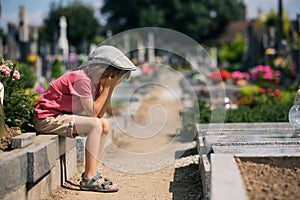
[251,65,281,87]
[231,71,250,86]
[208,70,231,86]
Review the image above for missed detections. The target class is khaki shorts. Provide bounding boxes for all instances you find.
[33,114,78,138]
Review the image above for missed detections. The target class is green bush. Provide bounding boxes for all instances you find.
[239,85,260,96]
[182,99,211,126]
[225,101,292,122]
[4,88,35,130]
[0,58,35,131]
[52,59,63,79]
[218,34,246,70]
[18,63,37,88]
[184,94,294,124]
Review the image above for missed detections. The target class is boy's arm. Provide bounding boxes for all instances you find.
[80,73,125,118]
[96,72,127,117]
[95,86,114,118]
[80,83,114,118]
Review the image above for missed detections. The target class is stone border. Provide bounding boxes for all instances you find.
[195,123,300,200]
[210,154,247,200]
[0,133,77,200]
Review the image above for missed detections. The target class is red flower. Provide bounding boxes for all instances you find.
[267,88,273,93]
[220,71,231,79]
[208,71,231,80]
[274,89,280,96]
[259,88,266,93]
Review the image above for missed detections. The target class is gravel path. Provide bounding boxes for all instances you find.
[44,70,203,200]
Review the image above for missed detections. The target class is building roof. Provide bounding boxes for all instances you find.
[218,20,266,43]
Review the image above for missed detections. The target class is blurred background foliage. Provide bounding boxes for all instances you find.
[39,0,245,53]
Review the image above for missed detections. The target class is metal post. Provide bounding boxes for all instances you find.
[298,14,300,75]
[278,0,283,55]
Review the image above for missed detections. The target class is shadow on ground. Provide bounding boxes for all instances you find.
[169,147,203,200]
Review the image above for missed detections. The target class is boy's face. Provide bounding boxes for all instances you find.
[116,70,130,84]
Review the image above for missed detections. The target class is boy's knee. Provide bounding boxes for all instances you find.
[101,118,110,134]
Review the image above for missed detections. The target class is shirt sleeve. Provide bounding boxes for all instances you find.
[72,79,93,98]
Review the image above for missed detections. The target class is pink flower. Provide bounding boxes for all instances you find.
[275,70,281,77]
[262,72,273,80]
[251,65,280,81]
[244,73,250,80]
[1,64,12,76]
[13,70,20,80]
[37,87,45,94]
[232,71,251,80]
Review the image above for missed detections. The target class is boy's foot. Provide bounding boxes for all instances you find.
[80,172,119,192]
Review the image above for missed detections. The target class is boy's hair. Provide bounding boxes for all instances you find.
[82,63,129,83]
[101,65,126,79]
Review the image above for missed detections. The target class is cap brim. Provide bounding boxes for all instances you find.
[80,45,136,71]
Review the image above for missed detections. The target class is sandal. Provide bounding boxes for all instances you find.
[79,172,119,192]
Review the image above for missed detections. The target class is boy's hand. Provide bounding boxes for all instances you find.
[101,74,123,88]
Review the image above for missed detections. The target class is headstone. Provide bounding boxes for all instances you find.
[123,33,130,55]
[0,37,3,57]
[0,102,8,138]
[58,16,69,64]
[147,32,155,64]
[18,6,30,62]
[137,40,145,64]
[18,6,29,42]
[29,26,39,55]
[0,82,4,105]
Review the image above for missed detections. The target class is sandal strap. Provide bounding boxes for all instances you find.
[101,180,113,187]
[81,172,102,185]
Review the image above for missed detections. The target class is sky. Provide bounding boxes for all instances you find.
[1,0,300,31]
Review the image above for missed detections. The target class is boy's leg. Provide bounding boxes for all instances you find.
[72,116,117,190]
[73,116,102,177]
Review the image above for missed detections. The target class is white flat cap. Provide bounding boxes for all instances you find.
[80,45,136,71]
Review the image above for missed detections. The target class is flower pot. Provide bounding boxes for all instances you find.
[235,79,247,87]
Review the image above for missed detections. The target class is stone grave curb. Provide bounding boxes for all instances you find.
[195,122,300,200]
[210,154,247,200]
[210,153,300,200]
[0,132,77,200]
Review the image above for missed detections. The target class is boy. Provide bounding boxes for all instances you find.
[33,45,136,192]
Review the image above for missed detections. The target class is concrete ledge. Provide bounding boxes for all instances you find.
[27,159,60,200]
[2,185,26,200]
[196,123,292,132]
[199,154,211,200]
[204,134,299,154]
[58,135,76,156]
[11,132,36,149]
[27,135,59,183]
[0,149,27,197]
[0,133,77,199]
[196,136,206,155]
[75,136,86,172]
[213,144,300,154]
[210,154,247,200]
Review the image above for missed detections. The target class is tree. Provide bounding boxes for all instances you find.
[101,0,245,42]
[39,0,100,53]
[260,8,291,47]
[219,34,246,69]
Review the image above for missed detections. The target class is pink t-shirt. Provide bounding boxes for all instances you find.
[34,70,96,118]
